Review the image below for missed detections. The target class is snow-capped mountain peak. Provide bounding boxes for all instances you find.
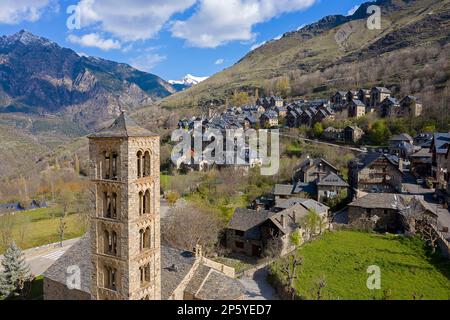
[169,74,209,86]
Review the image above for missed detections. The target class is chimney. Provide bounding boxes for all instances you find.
[280,214,286,228]
[398,158,404,172]
[195,244,203,258]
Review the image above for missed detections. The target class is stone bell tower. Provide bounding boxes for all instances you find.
[88,112,161,300]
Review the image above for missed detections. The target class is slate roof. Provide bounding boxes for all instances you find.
[194,269,245,300]
[410,148,431,158]
[43,235,242,300]
[274,197,309,210]
[389,133,413,142]
[89,112,158,138]
[431,133,450,154]
[351,99,365,106]
[373,87,391,93]
[43,234,92,295]
[348,194,437,217]
[227,208,274,231]
[352,152,401,173]
[316,173,349,187]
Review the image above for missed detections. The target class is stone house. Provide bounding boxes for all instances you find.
[379,97,400,118]
[271,96,284,108]
[347,99,366,118]
[323,126,343,141]
[346,90,358,103]
[275,106,288,118]
[43,113,244,300]
[399,96,423,117]
[344,126,364,143]
[313,107,335,123]
[388,133,415,158]
[348,193,437,232]
[293,157,339,183]
[349,152,404,198]
[226,203,329,257]
[316,172,349,202]
[410,147,432,177]
[357,89,371,105]
[430,132,450,190]
[330,91,347,105]
[370,87,391,108]
[272,183,316,200]
[260,110,279,128]
[286,109,300,128]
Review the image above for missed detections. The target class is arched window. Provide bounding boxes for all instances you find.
[139,229,144,251]
[144,190,151,214]
[143,227,151,249]
[104,230,118,256]
[139,191,144,215]
[111,193,117,218]
[139,263,151,286]
[137,151,143,178]
[104,230,110,253]
[112,153,118,179]
[143,151,151,177]
[105,266,117,291]
[104,152,111,179]
[104,192,111,218]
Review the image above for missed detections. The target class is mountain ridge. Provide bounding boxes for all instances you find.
[0,30,176,128]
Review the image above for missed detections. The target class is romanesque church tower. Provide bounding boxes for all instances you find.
[88,112,161,300]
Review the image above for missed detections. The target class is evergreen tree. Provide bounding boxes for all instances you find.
[0,242,31,298]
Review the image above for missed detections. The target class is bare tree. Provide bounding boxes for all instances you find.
[311,276,327,300]
[0,214,15,251]
[161,203,224,256]
[280,255,303,300]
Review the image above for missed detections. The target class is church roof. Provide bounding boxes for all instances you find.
[88,112,158,138]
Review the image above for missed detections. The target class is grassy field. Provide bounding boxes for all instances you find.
[0,207,87,253]
[269,231,450,300]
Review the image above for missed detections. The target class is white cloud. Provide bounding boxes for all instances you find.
[67,33,121,51]
[0,0,55,24]
[77,0,196,42]
[130,53,166,72]
[347,5,360,16]
[171,0,317,48]
[215,58,224,65]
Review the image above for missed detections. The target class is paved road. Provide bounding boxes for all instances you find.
[275,131,366,153]
[0,238,79,276]
[239,267,279,300]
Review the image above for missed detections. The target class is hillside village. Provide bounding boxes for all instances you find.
[172,88,450,265]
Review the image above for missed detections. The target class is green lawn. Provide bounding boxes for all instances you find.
[0,207,87,253]
[269,231,450,300]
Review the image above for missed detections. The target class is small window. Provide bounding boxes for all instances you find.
[235,241,244,249]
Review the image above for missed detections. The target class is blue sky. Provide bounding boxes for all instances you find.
[0,0,365,81]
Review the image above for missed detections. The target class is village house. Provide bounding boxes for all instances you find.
[286,109,300,128]
[323,127,343,141]
[271,96,284,108]
[316,173,349,202]
[357,89,371,105]
[275,105,288,118]
[330,91,347,106]
[414,133,434,148]
[226,202,329,257]
[293,157,339,184]
[379,97,400,118]
[313,107,335,123]
[348,152,404,198]
[388,133,415,158]
[370,87,392,108]
[346,90,358,103]
[410,147,432,177]
[260,110,279,128]
[430,132,450,191]
[344,126,364,143]
[399,95,423,117]
[272,183,316,200]
[348,193,437,232]
[347,99,366,118]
